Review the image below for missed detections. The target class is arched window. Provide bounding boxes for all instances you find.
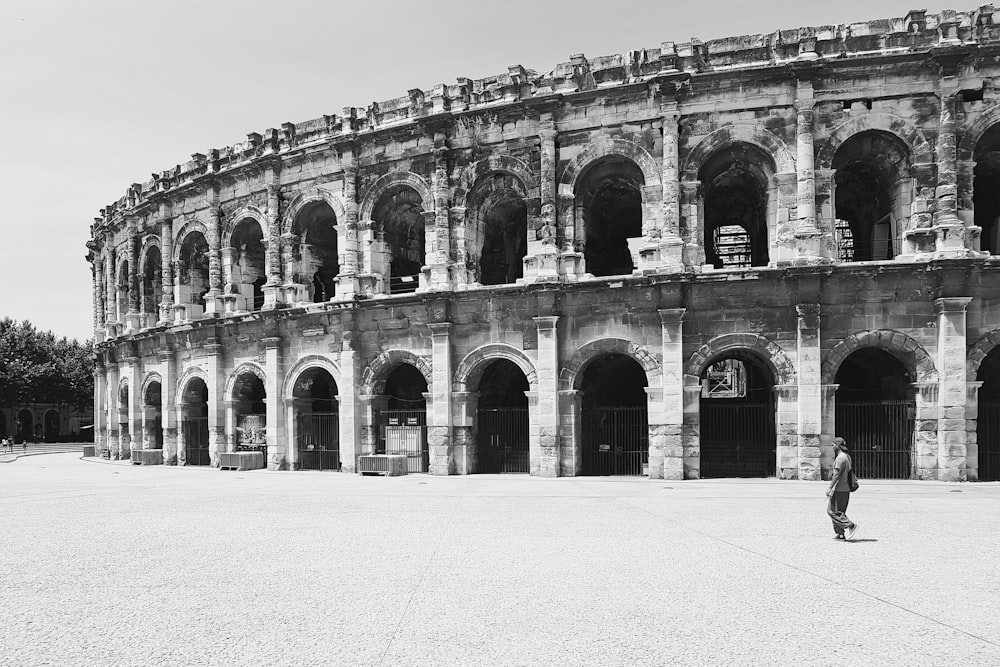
[372,186,425,294]
[176,231,210,317]
[973,124,1000,254]
[141,246,162,326]
[575,157,644,277]
[226,219,267,311]
[292,202,339,302]
[467,173,527,286]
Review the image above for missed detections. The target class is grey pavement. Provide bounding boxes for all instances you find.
[1,454,999,666]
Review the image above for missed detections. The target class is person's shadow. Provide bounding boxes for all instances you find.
[849,538,878,543]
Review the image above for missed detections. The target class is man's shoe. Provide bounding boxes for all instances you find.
[833,534,845,540]
[846,524,859,541]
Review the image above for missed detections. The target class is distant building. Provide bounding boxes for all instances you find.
[0,404,93,443]
[88,7,1000,481]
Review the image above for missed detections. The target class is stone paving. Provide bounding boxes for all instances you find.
[1,454,999,666]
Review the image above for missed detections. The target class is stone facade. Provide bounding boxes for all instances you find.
[88,7,1000,481]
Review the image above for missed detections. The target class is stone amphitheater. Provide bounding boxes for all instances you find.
[88,7,1000,482]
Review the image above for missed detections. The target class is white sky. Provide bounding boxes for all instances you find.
[0,0,928,341]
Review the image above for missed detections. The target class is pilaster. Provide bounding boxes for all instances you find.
[205,339,225,467]
[793,79,827,265]
[774,384,799,479]
[932,87,975,258]
[965,381,984,481]
[263,336,286,469]
[337,160,361,298]
[339,331,362,473]
[557,390,582,476]
[796,303,822,480]
[522,120,560,282]
[451,391,478,474]
[125,355,141,458]
[680,180,705,269]
[159,348,177,464]
[94,361,107,456]
[124,222,141,332]
[936,297,973,480]
[649,308,685,479]
[263,175,284,309]
[159,215,175,325]
[428,322,453,474]
[426,141,454,291]
[534,316,560,476]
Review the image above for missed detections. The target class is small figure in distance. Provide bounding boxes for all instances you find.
[826,436,859,542]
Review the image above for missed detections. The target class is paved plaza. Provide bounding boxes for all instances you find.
[2,453,999,666]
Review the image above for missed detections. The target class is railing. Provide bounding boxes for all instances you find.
[699,400,776,478]
[582,407,648,476]
[976,398,1000,481]
[836,400,914,479]
[297,412,340,471]
[388,274,419,294]
[182,418,210,466]
[381,410,427,473]
[477,408,529,473]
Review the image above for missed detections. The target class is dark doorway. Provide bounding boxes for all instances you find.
[699,356,776,477]
[835,348,915,479]
[294,368,340,471]
[144,381,163,449]
[44,410,59,442]
[16,409,31,442]
[181,378,210,466]
[577,158,643,277]
[380,364,429,472]
[233,373,267,461]
[976,348,1000,481]
[476,360,529,473]
[580,354,648,476]
[373,186,425,294]
[700,143,773,269]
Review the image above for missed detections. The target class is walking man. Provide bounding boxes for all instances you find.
[827,436,859,541]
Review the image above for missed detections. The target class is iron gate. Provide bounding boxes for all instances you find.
[477,408,529,473]
[835,400,914,479]
[699,400,776,478]
[381,410,427,473]
[976,399,1000,481]
[582,407,648,476]
[182,417,210,466]
[297,412,340,471]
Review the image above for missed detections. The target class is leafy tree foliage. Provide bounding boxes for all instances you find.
[0,318,94,410]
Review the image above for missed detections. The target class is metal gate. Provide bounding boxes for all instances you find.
[182,417,210,466]
[297,412,340,471]
[976,398,1000,481]
[699,400,776,478]
[835,400,914,479]
[381,410,427,473]
[477,408,529,473]
[582,407,648,476]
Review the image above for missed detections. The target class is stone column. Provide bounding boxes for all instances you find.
[774,384,799,478]
[283,398,298,469]
[426,144,453,291]
[159,349,177,464]
[263,181,283,309]
[965,381,983,481]
[796,303,822,480]
[159,217,174,325]
[225,399,237,453]
[92,254,105,334]
[94,360,107,454]
[428,323,453,475]
[794,80,826,264]
[534,316,560,476]
[204,206,223,314]
[205,339,225,467]
[936,297,973,480]
[649,308,685,479]
[913,381,939,480]
[680,181,705,269]
[337,162,361,298]
[933,91,972,258]
[125,225,141,331]
[773,172,799,265]
[557,389,582,476]
[655,103,685,271]
[125,356,141,457]
[682,384,702,478]
[263,336,286,469]
[338,331,362,473]
[104,241,117,326]
[820,384,839,476]
[105,361,120,458]
[522,120,560,282]
[814,169,836,261]
[451,391,478,474]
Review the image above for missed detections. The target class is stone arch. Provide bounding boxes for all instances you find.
[281,188,346,235]
[967,329,1000,378]
[559,137,660,194]
[559,337,660,391]
[222,205,268,247]
[358,171,434,223]
[140,372,163,402]
[137,235,162,271]
[173,219,209,262]
[281,354,343,400]
[683,333,796,387]
[453,344,538,392]
[821,330,937,385]
[682,123,796,180]
[224,362,267,399]
[360,349,432,396]
[453,154,538,209]
[175,365,209,399]
[959,105,1000,160]
[816,113,933,168]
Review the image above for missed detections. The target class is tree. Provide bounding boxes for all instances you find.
[0,318,94,410]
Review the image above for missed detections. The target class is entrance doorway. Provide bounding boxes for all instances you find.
[181,378,210,466]
[580,354,648,476]
[475,360,529,473]
[293,368,340,471]
[835,348,915,479]
[699,356,776,478]
[144,381,163,449]
[380,364,428,472]
[976,348,1000,481]
[233,372,266,460]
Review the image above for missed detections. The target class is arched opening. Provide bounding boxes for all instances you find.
[43,409,59,442]
[118,384,130,452]
[15,409,31,443]
[377,364,429,472]
[177,232,210,318]
[700,142,774,269]
[116,261,130,322]
[293,202,340,303]
[833,130,912,262]
[143,381,163,450]
[975,347,1000,481]
[579,354,648,476]
[469,174,527,285]
[227,219,267,311]
[973,124,1000,255]
[180,378,209,466]
[474,360,530,473]
[233,372,267,460]
[699,355,776,477]
[372,186,425,294]
[293,368,340,471]
[577,157,643,277]
[835,348,915,479]
[141,246,162,326]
